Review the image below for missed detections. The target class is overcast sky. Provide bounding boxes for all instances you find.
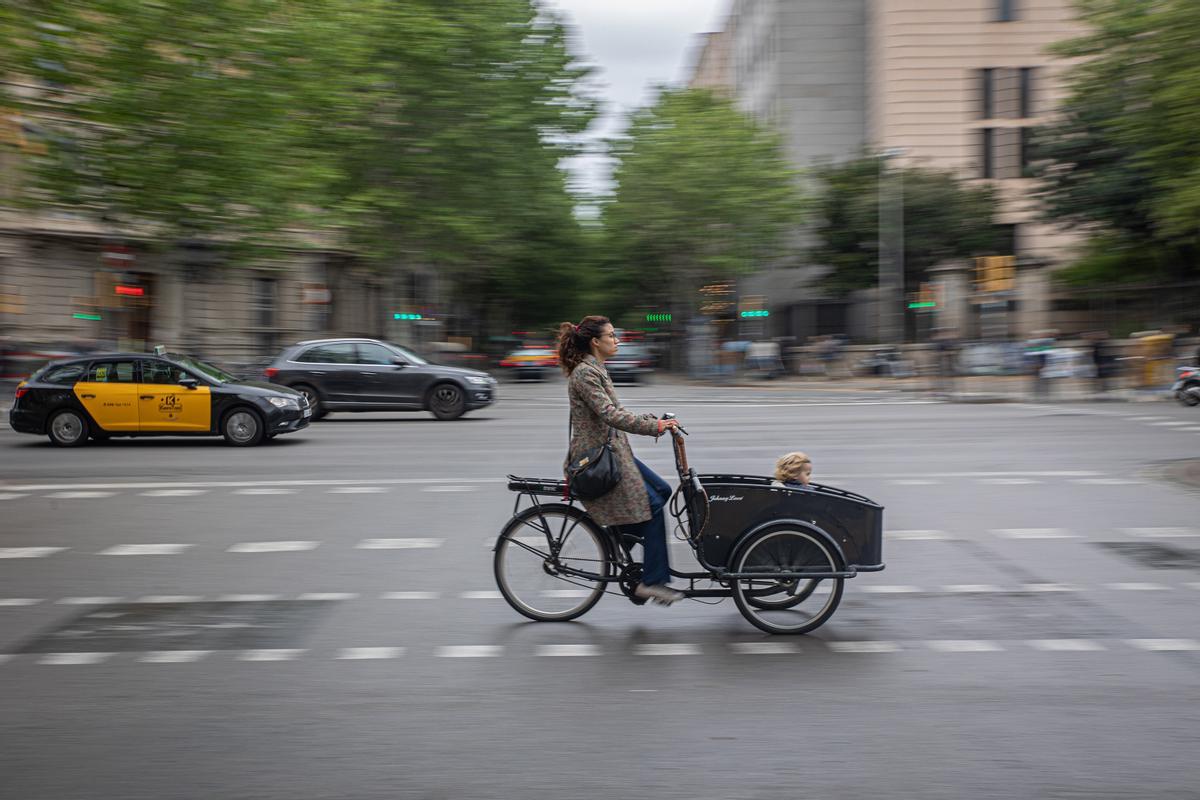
[545,0,730,197]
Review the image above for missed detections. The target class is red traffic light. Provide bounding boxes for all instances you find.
[115,285,145,297]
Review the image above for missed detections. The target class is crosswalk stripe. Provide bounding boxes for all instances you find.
[536,644,600,657]
[139,650,212,663]
[100,543,193,556]
[381,591,440,600]
[0,547,67,558]
[337,647,404,660]
[227,541,319,553]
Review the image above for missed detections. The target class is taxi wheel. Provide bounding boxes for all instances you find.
[428,384,465,421]
[48,409,89,447]
[222,408,264,447]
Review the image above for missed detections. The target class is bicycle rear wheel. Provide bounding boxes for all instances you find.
[493,505,610,622]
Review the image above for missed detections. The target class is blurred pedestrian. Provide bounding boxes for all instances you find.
[557,316,684,605]
[933,329,959,397]
[1025,332,1054,400]
[1090,331,1117,396]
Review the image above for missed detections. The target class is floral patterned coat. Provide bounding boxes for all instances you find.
[564,355,661,527]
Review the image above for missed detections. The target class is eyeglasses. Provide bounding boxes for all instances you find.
[598,333,619,341]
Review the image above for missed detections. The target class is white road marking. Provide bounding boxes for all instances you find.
[436,645,503,658]
[730,641,801,655]
[1105,582,1170,591]
[886,530,952,541]
[460,591,502,600]
[827,641,900,653]
[1020,583,1080,593]
[1121,527,1198,538]
[239,649,306,661]
[57,596,122,605]
[100,543,193,556]
[218,594,281,602]
[138,595,203,604]
[227,541,319,553]
[139,489,208,497]
[979,478,1041,485]
[539,589,594,599]
[357,538,443,549]
[326,486,388,494]
[139,650,211,663]
[297,592,359,601]
[889,479,941,486]
[337,647,404,660]
[536,644,600,657]
[942,584,1004,594]
[4,477,506,492]
[232,488,297,495]
[1072,478,1137,486]
[39,652,113,665]
[45,491,116,499]
[0,547,67,559]
[1187,583,1200,591]
[381,591,440,600]
[992,528,1078,539]
[927,640,1004,652]
[0,598,43,606]
[861,585,922,594]
[421,486,477,493]
[1150,421,1190,426]
[0,493,29,500]
[635,643,701,656]
[1126,639,1200,652]
[1028,640,1107,652]
[1130,416,1164,421]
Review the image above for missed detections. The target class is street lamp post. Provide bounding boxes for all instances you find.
[878,147,906,343]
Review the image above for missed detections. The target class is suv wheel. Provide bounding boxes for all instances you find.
[429,384,465,421]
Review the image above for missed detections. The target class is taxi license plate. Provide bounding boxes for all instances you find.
[303,407,313,418]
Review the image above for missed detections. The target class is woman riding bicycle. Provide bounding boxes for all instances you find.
[557,316,684,605]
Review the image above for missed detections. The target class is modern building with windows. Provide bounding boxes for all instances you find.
[693,0,1085,339]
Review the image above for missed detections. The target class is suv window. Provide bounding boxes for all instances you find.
[296,343,356,364]
[140,359,190,385]
[357,343,398,365]
[84,360,137,383]
[41,363,86,385]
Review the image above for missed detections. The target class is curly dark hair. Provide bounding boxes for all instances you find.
[555,315,611,375]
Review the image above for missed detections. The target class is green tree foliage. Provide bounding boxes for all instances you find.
[1,1,598,330]
[602,88,805,315]
[809,155,1003,296]
[1033,0,1200,283]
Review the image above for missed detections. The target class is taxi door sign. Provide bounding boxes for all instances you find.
[137,385,211,432]
[74,364,140,432]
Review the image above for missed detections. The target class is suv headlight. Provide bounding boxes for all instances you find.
[466,376,491,385]
[267,396,299,409]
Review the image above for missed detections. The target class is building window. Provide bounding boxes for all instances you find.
[996,0,1017,22]
[980,128,1024,179]
[252,277,277,328]
[979,68,994,119]
[980,129,994,179]
[1020,127,1035,176]
[1019,67,1035,118]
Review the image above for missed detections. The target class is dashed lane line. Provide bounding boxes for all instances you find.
[138,595,204,603]
[231,488,297,496]
[44,491,116,499]
[326,486,388,494]
[1104,582,1170,591]
[56,596,122,605]
[0,547,68,559]
[1121,527,1198,538]
[0,598,42,606]
[0,493,29,500]
[2,639,1198,665]
[992,528,1079,539]
[381,591,440,600]
[356,538,444,550]
[99,543,194,556]
[297,592,360,601]
[139,489,208,498]
[218,594,282,602]
[227,541,320,553]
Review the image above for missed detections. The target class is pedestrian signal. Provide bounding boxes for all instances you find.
[645,313,672,322]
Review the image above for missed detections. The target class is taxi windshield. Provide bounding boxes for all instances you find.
[169,354,237,384]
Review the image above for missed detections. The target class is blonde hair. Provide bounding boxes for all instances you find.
[774,452,812,483]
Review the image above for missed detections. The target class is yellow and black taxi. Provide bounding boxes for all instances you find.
[9,351,311,447]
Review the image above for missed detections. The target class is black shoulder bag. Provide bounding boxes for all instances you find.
[566,408,622,501]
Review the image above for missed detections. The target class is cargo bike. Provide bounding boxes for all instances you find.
[493,418,886,634]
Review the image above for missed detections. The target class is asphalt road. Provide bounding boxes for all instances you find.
[2,378,1199,800]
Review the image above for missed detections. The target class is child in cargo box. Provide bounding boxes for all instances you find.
[774,451,812,488]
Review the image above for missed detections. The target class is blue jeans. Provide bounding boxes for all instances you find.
[621,458,673,586]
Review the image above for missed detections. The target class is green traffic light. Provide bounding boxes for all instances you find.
[72,312,102,321]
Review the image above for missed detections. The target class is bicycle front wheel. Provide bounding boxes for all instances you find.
[493,505,611,622]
